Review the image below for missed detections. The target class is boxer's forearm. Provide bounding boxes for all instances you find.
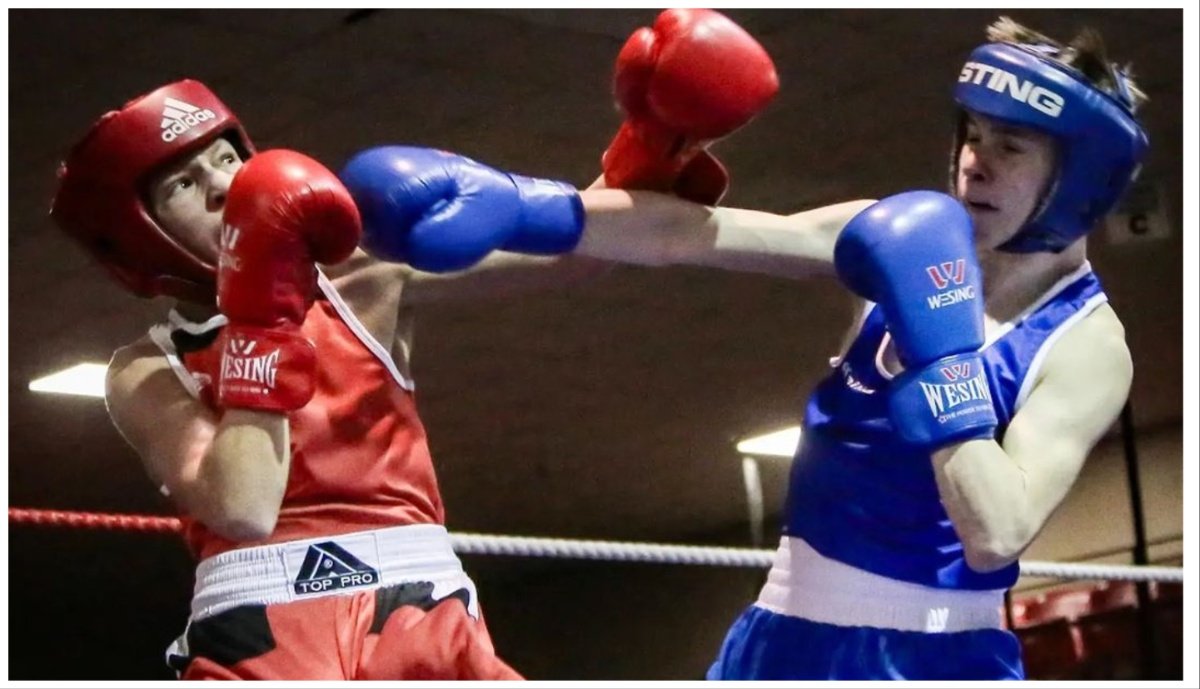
[192,409,291,541]
[577,190,871,279]
[931,439,1037,572]
[575,189,715,266]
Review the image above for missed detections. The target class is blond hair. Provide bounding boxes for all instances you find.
[987,16,1147,112]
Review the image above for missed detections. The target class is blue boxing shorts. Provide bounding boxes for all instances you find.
[706,537,1024,681]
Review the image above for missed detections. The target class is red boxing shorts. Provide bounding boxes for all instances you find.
[166,524,521,680]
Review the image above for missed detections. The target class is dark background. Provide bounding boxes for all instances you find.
[7,9,1185,680]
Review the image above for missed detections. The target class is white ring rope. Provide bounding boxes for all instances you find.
[450,533,1184,584]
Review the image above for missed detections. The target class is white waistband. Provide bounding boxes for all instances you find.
[191,524,477,621]
[755,536,1004,633]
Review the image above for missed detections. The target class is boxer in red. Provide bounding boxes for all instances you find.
[49,79,583,680]
[50,9,776,680]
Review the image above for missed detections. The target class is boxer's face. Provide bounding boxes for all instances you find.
[955,114,1057,250]
[147,137,243,264]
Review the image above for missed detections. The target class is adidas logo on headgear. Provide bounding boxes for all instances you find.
[160,96,216,143]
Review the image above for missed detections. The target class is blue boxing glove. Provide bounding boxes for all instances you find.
[340,146,586,272]
[834,191,997,448]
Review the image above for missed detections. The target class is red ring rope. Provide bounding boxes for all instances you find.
[8,507,182,533]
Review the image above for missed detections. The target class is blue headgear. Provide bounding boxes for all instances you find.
[952,42,1149,253]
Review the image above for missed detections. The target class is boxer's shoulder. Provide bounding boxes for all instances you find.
[1005,299,1131,462]
[1041,302,1130,382]
[319,249,414,358]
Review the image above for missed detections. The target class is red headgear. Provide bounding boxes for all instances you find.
[50,79,255,304]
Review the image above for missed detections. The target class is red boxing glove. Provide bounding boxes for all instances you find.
[602,9,778,205]
[216,149,362,412]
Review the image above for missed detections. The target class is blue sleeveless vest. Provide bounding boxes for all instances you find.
[785,264,1106,590]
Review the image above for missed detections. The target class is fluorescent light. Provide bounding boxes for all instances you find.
[736,426,802,459]
[28,363,108,398]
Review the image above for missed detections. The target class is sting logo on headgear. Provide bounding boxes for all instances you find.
[159,97,217,143]
[958,61,1065,117]
[952,41,1149,254]
[50,79,256,304]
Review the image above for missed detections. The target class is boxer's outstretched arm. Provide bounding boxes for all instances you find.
[931,305,1132,572]
[575,188,874,280]
[337,144,870,293]
[106,339,290,541]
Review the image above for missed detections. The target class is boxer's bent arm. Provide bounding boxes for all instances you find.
[106,340,291,541]
[930,306,1132,572]
[576,189,873,280]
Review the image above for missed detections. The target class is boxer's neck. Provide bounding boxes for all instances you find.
[978,241,1087,323]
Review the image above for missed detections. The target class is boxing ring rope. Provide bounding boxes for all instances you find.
[8,507,1183,584]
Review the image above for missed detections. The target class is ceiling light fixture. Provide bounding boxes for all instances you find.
[28,363,108,398]
[736,426,802,459]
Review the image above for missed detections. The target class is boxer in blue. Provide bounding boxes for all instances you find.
[335,16,1148,680]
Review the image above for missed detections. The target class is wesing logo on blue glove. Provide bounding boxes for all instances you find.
[924,259,976,309]
[918,362,993,422]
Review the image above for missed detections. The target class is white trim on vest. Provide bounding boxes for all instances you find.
[146,272,416,399]
[1013,291,1108,413]
[983,260,1095,348]
[316,270,416,392]
[148,311,227,401]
